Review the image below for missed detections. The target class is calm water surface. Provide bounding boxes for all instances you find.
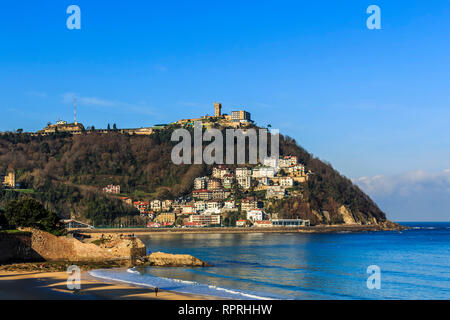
[90,222,450,299]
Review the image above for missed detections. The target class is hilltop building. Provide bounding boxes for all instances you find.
[214,102,222,117]
[39,120,86,134]
[1,171,16,188]
[103,184,120,194]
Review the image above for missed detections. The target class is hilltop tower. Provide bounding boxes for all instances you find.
[214,102,222,117]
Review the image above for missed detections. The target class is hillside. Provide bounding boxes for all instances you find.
[0,128,391,227]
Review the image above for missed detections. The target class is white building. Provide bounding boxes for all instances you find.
[224,200,235,210]
[182,205,195,214]
[252,166,276,178]
[236,167,252,178]
[262,157,279,170]
[247,209,265,222]
[194,201,206,212]
[206,201,221,210]
[280,177,294,187]
[237,176,252,189]
[194,177,208,190]
[162,200,173,211]
[189,214,221,226]
[151,200,162,211]
[257,177,270,186]
[266,185,286,199]
[279,156,298,168]
[213,165,231,179]
[236,219,247,227]
[222,174,234,189]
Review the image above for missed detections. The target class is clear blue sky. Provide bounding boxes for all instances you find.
[1,1,449,220]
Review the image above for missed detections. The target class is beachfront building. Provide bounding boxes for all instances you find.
[247,209,265,222]
[154,213,176,224]
[103,184,120,194]
[189,214,221,226]
[194,177,208,190]
[254,220,273,228]
[236,219,247,227]
[271,219,310,227]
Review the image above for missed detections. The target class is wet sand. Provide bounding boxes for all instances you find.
[0,271,215,300]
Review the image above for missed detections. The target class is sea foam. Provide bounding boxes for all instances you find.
[89,269,273,300]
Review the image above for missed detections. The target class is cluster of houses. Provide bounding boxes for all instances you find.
[112,155,311,228]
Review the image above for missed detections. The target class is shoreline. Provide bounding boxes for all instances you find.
[74,224,405,236]
[0,270,217,300]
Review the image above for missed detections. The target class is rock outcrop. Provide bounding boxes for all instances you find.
[142,252,210,267]
[18,228,146,262]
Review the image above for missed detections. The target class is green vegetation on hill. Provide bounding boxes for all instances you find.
[0,129,387,225]
[0,198,63,235]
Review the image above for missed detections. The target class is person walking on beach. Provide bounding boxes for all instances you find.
[154,286,159,297]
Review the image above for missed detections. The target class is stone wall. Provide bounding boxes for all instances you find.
[0,232,42,263]
[19,228,146,262]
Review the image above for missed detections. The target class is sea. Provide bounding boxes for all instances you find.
[89,222,450,300]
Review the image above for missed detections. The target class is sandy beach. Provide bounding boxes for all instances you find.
[0,271,214,300]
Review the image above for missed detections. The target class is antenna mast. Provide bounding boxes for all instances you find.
[74,98,77,124]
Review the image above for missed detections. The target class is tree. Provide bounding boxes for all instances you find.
[107,123,111,131]
[0,208,8,229]
[4,198,61,233]
[113,123,118,131]
[16,129,23,134]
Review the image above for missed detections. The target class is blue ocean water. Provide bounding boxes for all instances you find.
[90,222,450,300]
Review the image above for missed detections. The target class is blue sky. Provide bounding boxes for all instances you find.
[1,1,449,220]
